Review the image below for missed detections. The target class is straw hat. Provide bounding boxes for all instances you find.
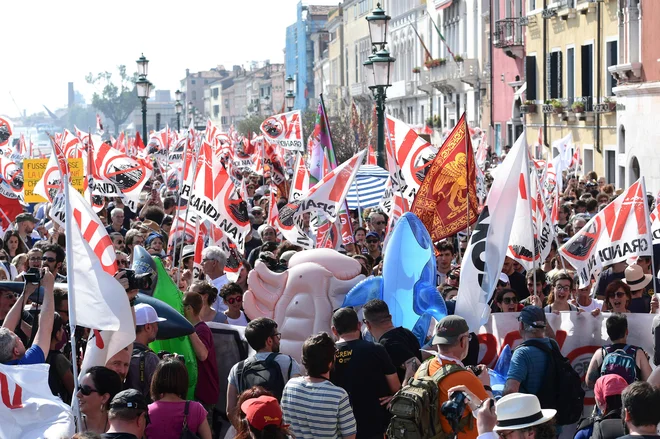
[493,394,556,432]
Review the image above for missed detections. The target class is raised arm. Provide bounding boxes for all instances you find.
[33,269,55,356]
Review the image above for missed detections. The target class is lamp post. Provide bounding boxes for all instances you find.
[136,53,151,144]
[285,75,295,111]
[175,90,182,132]
[364,4,394,168]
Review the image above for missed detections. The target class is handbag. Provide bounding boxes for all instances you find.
[180,400,200,439]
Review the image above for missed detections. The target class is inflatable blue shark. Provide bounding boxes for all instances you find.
[341,212,447,344]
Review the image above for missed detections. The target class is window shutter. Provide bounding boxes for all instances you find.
[557,51,563,98]
[546,53,553,99]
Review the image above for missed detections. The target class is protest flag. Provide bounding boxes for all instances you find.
[559,178,652,287]
[289,153,310,202]
[455,130,527,331]
[411,113,478,242]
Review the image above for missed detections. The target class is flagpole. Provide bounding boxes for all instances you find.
[464,113,472,247]
[642,177,658,305]
[177,134,202,280]
[171,127,191,261]
[524,142,538,296]
[49,136,84,427]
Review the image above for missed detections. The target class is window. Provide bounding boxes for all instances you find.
[606,150,616,183]
[224,99,229,109]
[213,105,219,117]
[606,41,618,96]
[191,80,196,85]
[204,79,208,85]
[355,44,359,83]
[525,56,537,100]
[495,123,502,155]
[192,91,197,100]
[547,51,562,99]
[212,88,219,99]
[494,0,500,22]
[581,44,594,108]
[567,47,575,102]
[529,0,536,11]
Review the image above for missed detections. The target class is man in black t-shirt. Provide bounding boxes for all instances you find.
[619,381,660,439]
[362,299,422,384]
[330,307,400,439]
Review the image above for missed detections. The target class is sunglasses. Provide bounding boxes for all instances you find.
[271,332,282,340]
[79,385,99,396]
[42,257,57,263]
[2,293,18,300]
[366,239,379,244]
[611,291,627,299]
[497,281,508,287]
[117,260,130,267]
[501,297,518,305]
[115,240,125,245]
[226,296,243,305]
[374,221,386,225]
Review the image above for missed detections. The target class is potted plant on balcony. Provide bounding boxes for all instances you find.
[433,115,441,127]
[604,97,616,111]
[520,100,537,114]
[571,101,585,115]
[551,99,565,114]
[454,55,464,62]
[412,67,421,74]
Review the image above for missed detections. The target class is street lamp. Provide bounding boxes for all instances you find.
[365,4,394,168]
[175,90,183,132]
[285,75,295,111]
[136,54,151,144]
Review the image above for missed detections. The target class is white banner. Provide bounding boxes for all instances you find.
[260,110,304,151]
[477,312,655,411]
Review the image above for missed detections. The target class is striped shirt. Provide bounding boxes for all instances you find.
[281,377,357,439]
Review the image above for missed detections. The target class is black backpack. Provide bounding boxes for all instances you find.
[236,353,292,400]
[518,339,584,425]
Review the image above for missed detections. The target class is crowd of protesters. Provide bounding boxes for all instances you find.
[2,164,660,439]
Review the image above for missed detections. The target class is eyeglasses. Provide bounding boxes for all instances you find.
[500,427,534,439]
[501,297,518,305]
[497,281,509,287]
[115,240,125,245]
[78,385,99,396]
[42,256,57,263]
[271,332,282,340]
[226,296,243,305]
[2,293,18,300]
[461,334,473,342]
[366,239,379,244]
[374,221,386,225]
[117,260,130,267]
[611,291,627,299]
[555,285,571,292]
[29,257,42,262]
[253,212,263,216]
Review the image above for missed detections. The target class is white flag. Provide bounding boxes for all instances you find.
[455,131,527,332]
[559,178,652,287]
[552,132,573,170]
[650,204,660,245]
[0,363,75,438]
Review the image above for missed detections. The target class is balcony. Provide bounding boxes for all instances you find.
[608,63,643,85]
[418,58,480,95]
[349,83,372,101]
[493,18,524,58]
[557,0,577,19]
[593,97,617,114]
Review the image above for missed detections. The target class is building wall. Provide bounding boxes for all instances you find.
[641,0,660,82]
[523,1,618,181]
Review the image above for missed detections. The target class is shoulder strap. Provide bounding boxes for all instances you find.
[520,339,553,355]
[430,362,465,381]
[287,356,293,380]
[236,359,247,390]
[138,350,147,386]
[182,400,190,429]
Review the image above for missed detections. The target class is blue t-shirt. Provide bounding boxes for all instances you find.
[507,337,557,394]
[5,345,45,365]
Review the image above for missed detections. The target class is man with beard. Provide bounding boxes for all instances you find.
[225,317,301,417]
[14,213,38,249]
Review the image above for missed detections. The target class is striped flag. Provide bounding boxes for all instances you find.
[346,165,389,210]
[429,13,455,60]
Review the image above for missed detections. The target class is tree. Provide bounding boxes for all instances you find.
[236,115,265,137]
[85,65,139,136]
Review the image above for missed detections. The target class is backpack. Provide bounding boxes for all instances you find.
[131,344,154,403]
[518,340,584,425]
[600,344,638,384]
[386,360,472,439]
[236,353,292,401]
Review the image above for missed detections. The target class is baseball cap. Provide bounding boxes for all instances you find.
[181,245,195,261]
[109,389,148,412]
[134,303,166,326]
[366,231,381,241]
[499,273,510,284]
[15,213,37,224]
[518,306,546,328]
[251,206,264,214]
[241,396,284,431]
[432,315,469,345]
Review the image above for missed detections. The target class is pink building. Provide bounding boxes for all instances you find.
[490,0,525,154]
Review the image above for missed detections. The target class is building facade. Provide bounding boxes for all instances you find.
[523,0,618,181]
[611,0,660,193]
[285,1,336,111]
[491,0,526,155]
[179,67,228,119]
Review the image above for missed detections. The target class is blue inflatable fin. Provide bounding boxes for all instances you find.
[341,276,383,308]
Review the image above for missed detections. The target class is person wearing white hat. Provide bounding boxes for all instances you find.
[125,304,166,401]
[446,389,556,439]
[623,264,659,314]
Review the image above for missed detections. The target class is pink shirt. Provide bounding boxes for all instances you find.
[145,400,207,439]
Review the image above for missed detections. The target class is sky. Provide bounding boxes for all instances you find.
[0,0,334,119]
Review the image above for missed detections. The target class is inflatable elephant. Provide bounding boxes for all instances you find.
[244,248,365,364]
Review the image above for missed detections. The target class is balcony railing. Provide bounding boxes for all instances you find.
[494,18,524,48]
[422,58,479,88]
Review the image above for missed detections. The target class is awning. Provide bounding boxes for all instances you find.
[346,165,389,211]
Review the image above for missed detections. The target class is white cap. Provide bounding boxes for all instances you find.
[134,303,166,326]
[499,273,510,284]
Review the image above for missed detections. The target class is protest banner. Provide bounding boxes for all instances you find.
[477,312,655,412]
[23,157,85,203]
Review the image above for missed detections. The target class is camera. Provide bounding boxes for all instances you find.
[23,267,43,284]
[123,269,153,291]
[441,391,467,433]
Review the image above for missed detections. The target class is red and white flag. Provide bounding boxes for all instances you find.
[267,186,278,228]
[0,154,23,200]
[96,114,104,135]
[385,115,437,205]
[367,145,377,165]
[382,191,409,250]
[650,204,660,245]
[455,130,527,332]
[289,154,310,201]
[0,363,75,438]
[559,178,652,287]
[260,110,304,151]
